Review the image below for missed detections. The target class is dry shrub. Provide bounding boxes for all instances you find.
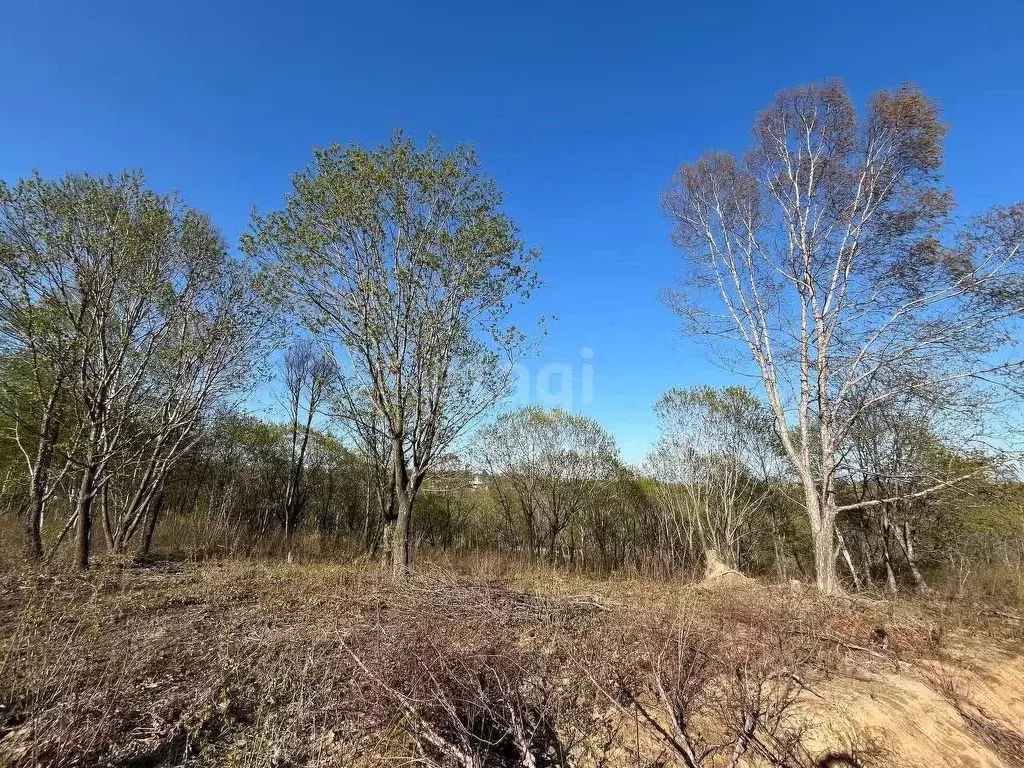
[348,576,900,767]
[347,628,615,767]
[594,589,887,768]
[343,568,619,767]
[0,561,916,767]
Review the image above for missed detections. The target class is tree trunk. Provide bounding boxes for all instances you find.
[378,485,397,567]
[859,534,874,589]
[380,515,395,569]
[75,444,99,570]
[362,462,374,553]
[116,435,169,552]
[773,537,788,581]
[813,527,840,595]
[140,488,165,557]
[880,507,898,596]
[283,478,295,563]
[26,379,63,561]
[835,524,862,590]
[26,472,47,562]
[391,486,412,579]
[101,483,116,552]
[900,520,930,594]
[805,479,841,595]
[46,512,78,565]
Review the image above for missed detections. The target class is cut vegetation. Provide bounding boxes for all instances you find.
[1,559,1022,767]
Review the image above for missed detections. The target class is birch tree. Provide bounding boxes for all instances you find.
[244,133,539,578]
[664,81,1024,593]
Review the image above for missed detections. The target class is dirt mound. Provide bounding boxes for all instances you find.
[701,548,755,585]
[809,654,1024,768]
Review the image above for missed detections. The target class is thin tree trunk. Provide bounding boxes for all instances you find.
[835,524,862,590]
[26,382,62,561]
[75,440,99,570]
[524,510,536,562]
[880,507,898,596]
[26,470,48,562]
[859,533,874,589]
[140,486,166,557]
[774,537,788,581]
[899,520,930,594]
[380,515,395,568]
[45,511,79,565]
[362,458,373,552]
[116,433,169,551]
[101,482,115,552]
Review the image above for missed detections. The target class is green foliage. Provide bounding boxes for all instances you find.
[242,131,540,370]
[0,170,271,561]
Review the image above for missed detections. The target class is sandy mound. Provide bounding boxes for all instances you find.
[701,548,755,585]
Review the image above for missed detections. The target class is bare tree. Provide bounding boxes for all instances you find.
[244,132,539,578]
[664,81,1024,593]
[836,384,997,594]
[280,340,335,561]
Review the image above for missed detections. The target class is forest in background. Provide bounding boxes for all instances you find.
[1,80,1023,604]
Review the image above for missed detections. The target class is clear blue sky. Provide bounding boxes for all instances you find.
[2,1,1023,463]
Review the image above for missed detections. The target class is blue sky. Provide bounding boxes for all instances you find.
[2,1,1023,463]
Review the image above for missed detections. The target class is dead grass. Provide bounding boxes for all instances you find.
[0,559,1017,767]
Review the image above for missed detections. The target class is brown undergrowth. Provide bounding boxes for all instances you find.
[0,560,1016,767]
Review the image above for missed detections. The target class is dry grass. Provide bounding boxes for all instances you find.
[0,558,1006,767]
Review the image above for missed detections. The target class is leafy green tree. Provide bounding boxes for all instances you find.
[244,133,540,578]
[0,171,268,566]
[481,407,619,561]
